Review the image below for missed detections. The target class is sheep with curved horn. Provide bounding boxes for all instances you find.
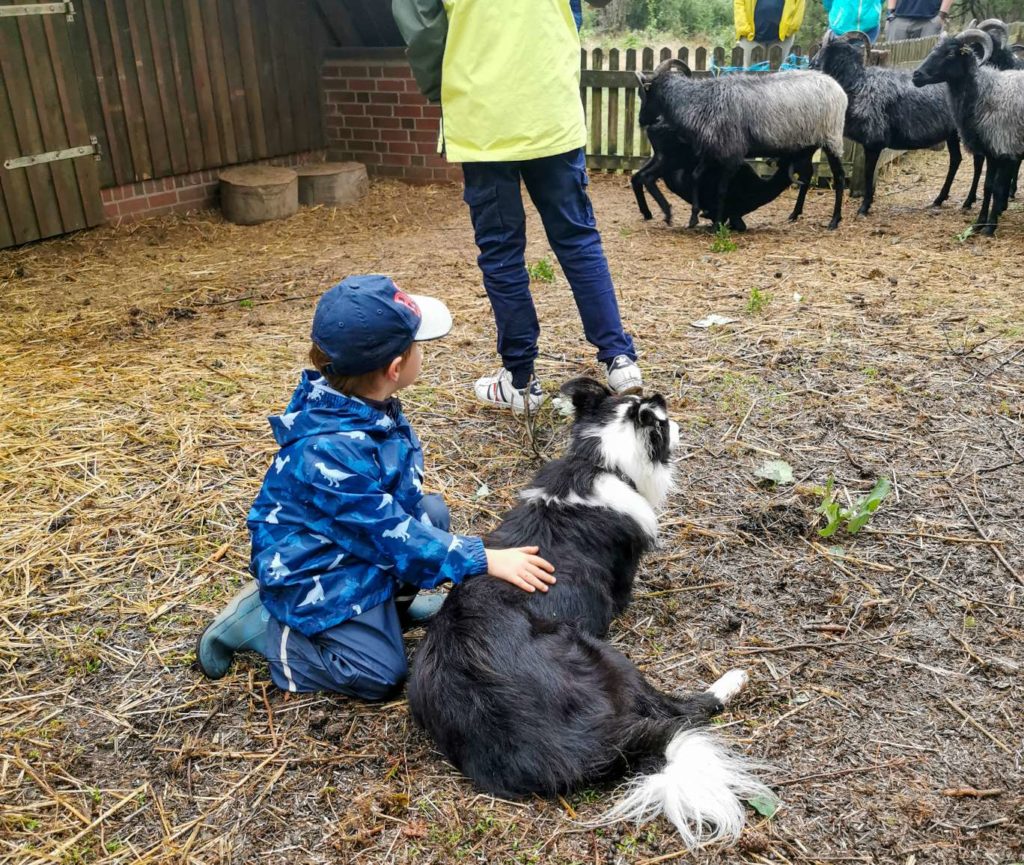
[976,19,1024,69]
[631,117,814,230]
[636,58,848,230]
[810,29,982,215]
[974,20,1024,198]
[914,28,1024,235]
[630,65,814,229]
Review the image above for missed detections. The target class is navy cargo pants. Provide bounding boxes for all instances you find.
[462,148,636,389]
[263,495,450,701]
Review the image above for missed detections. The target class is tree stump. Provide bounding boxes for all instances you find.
[295,162,369,207]
[219,166,298,225]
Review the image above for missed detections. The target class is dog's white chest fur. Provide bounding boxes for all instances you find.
[520,473,659,540]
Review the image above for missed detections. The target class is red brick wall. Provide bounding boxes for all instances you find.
[100,150,326,222]
[321,49,461,185]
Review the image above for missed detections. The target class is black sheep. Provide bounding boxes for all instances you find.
[914,28,1024,236]
[631,119,814,231]
[811,31,981,215]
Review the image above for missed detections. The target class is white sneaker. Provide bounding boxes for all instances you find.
[474,368,545,413]
[606,355,643,394]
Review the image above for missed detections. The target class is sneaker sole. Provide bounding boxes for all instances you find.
[614,384,643,396]
[474,393,546,415]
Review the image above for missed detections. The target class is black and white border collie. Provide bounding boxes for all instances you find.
[409,378,771,848]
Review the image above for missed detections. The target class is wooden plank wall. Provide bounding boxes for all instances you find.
[0,1,104,246]
[72,0,327,188]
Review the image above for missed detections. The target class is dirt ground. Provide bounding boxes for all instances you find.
[2,150,1022,865]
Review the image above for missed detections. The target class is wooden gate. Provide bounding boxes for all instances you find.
[0,1,104,248]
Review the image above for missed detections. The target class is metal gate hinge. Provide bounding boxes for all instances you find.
[4,135,100,170]
[0,2,75,23]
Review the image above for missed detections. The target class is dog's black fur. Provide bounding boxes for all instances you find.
[408,379,724,799]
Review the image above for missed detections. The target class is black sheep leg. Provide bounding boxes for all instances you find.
[688,160,707,228]
[975,156,995,230]
[981,159,1011,237]
[644,177,674,224]
[631,153,672,222]
[712,163,738,230]
[630,162,656,220]
[932,134,962,207]
[858,147,882,215]
[963,153,985,209]
[788,154,814,221]
[824,148,845,230]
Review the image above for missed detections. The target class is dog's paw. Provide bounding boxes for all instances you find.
[706,668,748,705]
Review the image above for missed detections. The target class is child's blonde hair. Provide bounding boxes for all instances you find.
[309,342,414,397]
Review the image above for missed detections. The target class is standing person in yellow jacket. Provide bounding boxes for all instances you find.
[394,0,642,412]
[734,0,806,66]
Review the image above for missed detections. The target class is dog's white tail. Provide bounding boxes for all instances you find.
[596,729,774,849]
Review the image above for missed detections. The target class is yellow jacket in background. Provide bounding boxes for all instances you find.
[734,0,806,42]
[440,0,586,163]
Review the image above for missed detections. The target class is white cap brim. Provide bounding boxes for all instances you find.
[411,294,453,341]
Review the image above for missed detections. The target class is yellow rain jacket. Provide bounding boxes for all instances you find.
[438,0,587,163]
[734,0,806,42]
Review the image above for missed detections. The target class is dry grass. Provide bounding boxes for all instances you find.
[1,150,1022,865]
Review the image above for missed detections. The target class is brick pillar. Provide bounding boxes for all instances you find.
[321,49,462,185]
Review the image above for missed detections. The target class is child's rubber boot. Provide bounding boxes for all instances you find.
[400,593,446,629]
[196,582,270,679]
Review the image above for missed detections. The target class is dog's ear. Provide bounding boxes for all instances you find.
[637,394,668,427]
[560,377,612,419]
[637,394,673,461]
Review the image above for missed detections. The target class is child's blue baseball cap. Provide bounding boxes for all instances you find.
[311,275,452,376]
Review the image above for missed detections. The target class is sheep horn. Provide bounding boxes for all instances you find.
[959,28,994,65]
[633,71,650,94]
[1012,43,1024,57]
[977,19,1009,47]
[653,58,692,78]
[839,30,872,61]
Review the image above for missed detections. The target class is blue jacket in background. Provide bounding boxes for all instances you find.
[247,371,488,635]
[824,0,882,36]
[570,0,582,29]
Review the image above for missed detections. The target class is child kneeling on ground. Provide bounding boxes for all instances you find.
[197,275,555,699]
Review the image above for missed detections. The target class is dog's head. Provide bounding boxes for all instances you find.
[560,377,679,506]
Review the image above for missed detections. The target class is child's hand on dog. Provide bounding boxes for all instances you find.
[485,547,556,593]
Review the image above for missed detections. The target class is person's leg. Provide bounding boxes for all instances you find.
[520,149,641,392]
[887,17,913,41]
[196,581,271,679]
[893,17,930,40]
[264,602,408,700]
[462,161,537,389]
[395,493,451,626]
[738,37,755,67]
[418,493,451,531]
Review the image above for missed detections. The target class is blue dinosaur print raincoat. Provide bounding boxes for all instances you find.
[247,371,488,635]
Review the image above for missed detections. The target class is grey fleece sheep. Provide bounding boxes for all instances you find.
[976,19,1024,198]
[637,60,849,230]
[914,29,1024,235]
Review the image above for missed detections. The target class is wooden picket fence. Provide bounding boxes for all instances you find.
[581,23,1024,191]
